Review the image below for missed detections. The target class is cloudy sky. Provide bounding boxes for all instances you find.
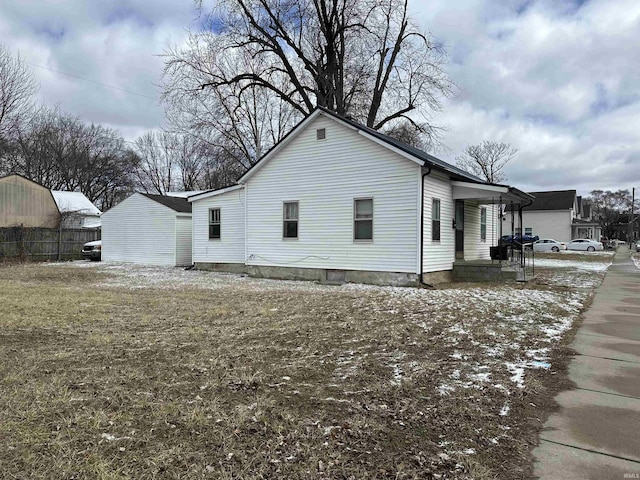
[1,0,639,195]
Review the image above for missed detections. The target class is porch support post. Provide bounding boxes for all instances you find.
[519,204,524,267]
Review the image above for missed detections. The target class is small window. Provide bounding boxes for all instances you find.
[525,227,532,236]
[432,199,441,241]
[515,227,522,236]
[283,201,299,239]
[316,128,326,140]
[354,198,373,241]
[480,207,487,241]
[209,208,221,239]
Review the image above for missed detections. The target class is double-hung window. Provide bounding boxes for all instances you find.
[209,208,221,239]
[480,207,487,241]
[283,201,299,239]
[354,198,373,241]
[432,199,441,241]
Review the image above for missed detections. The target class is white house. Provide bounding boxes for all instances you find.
[501,190,601,242]
[189,108,532,285]
[101,193,193,266]
[51,190,102,229]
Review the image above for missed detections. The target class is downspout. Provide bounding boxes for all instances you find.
[419,166,433,287]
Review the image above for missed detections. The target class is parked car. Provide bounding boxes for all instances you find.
[500,234,539,249]
[566,239,604,252]
[533,238,566,252]
[81,240,102,261]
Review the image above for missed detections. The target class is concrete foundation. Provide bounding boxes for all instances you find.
[195,262,420,287]
[452,260,517,282]
[421,270,452,285]
[194,262,248,274]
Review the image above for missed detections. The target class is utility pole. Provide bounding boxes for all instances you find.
[630,187,635,249]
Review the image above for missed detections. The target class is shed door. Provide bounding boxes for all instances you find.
[455,200,464,259]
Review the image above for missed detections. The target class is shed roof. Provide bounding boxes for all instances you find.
[142,194,192,213]
[51,191,101,215]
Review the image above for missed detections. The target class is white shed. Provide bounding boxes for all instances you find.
[101,193,192,266]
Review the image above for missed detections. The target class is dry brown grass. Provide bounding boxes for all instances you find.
[0,262,594,479]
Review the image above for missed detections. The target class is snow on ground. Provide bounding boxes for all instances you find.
[534,252,613,289]
[534,258,611,271]
[43,258,606,462]
[58,260,596,399]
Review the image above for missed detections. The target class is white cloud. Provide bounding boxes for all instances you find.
[1,0,639,195]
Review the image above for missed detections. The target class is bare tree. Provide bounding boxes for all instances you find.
[589,189,635,240]
[455,141,517,183]
[163,46,299,169]
[163,0,451,163]
[6,107,139,210]
[133,131,213,193]
[0,44,38,138]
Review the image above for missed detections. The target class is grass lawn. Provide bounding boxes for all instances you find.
[0,256,611,479]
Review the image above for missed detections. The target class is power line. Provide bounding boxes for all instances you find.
[23,61,159,101]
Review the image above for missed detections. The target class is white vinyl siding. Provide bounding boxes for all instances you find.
[501,209,573,243]
[422,173,455,272]
[102,193,179,266]
[192,188,245,264]
[464,202,498,261]
[245,115,419,273]
[175,216,193,266]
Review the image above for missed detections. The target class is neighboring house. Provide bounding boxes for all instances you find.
[101,193,193,266]
[571,196,602,240]
[502,190,579,242]
[51,191,102,229]
[0,173,61,228]
[189,107,531,286]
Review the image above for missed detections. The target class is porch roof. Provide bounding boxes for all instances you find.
[451,181,534,205]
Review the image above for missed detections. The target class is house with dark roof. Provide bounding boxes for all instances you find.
[101,192,193,266]
[502,189,601,242]
[188,107,532,285]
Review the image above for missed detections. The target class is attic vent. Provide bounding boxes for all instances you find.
[316,128,326,140]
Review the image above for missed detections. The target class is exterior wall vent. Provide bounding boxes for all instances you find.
[316,128,326,140]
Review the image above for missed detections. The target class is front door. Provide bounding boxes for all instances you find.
[455,200,465,259]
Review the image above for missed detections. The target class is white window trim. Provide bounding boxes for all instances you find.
[431,198,441,243]
[480,206,487,242]
[282,201,299,240]
[209,207,221,240]
[353,197,374,243]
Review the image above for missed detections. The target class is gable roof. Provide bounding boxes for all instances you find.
[238,107,486,185]
[507,190,576,211]
[142,193,192,213]
[51,191,101,215]
[188,184,244,202]
[0,172,51,190]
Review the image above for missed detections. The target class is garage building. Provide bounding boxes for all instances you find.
[101,193,192,266]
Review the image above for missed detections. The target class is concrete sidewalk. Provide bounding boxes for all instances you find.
[533,247,640,479]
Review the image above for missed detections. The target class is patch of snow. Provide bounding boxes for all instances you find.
[499,403,510,416]
[535,258,611,271]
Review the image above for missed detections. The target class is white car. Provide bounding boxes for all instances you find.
[533,238,566,252]
[566,239,604,252]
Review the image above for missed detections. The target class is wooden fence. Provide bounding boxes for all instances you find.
[0,226,100,262]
